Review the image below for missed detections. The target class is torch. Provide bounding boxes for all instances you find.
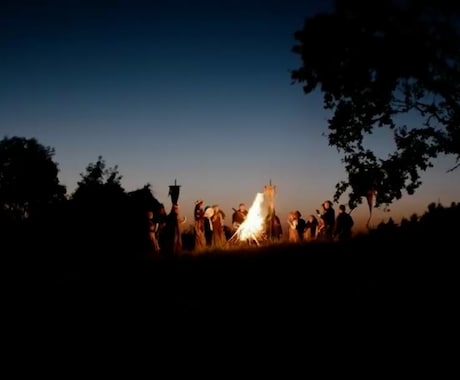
[168,179,181,206]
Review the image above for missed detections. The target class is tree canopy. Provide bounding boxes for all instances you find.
[71,155,125,203]
[291,0,460,210]
[0,136,66,221]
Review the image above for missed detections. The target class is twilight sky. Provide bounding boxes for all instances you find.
[1,0,459,231]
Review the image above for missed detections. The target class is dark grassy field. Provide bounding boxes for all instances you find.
[1,211,456,369]
[6,232,454,345]
[3,231,456,375]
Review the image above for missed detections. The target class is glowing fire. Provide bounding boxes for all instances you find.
[229,192,268,245]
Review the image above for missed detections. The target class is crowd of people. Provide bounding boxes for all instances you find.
[287,201,354,243]
[144,199,354,255]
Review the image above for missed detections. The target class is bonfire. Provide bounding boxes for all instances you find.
[228,192,269,246]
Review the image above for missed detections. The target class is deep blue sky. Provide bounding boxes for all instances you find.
[1,0,459,231]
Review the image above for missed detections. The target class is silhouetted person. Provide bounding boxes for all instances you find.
[287,211,300,243]
[317,200,335,241]
[204,206,214,247]
[211,205,226,248]
[193,200,206,251]
[163,204,186,254]
[303,214,319,241]
[334,204,354,241]
[295,210,306,241]
[232,203,248,233]
[146,210,160,253]
[265,210,283,241]
[156,204,167,252]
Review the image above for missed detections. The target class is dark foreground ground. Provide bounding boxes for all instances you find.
[4,235,456,367]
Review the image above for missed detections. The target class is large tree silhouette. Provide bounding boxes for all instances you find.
[69,157,163,256]
[0,136,66,222]
[291,0,460,209]
[69,156,129,254]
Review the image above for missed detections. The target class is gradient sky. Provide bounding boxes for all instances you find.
[1,0,459,232]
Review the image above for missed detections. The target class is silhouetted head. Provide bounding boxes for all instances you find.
[323,200,332,208]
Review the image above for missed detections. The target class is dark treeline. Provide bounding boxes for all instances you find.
[1,135,458,267]
[1,167,164,263]
[0,136,165,264]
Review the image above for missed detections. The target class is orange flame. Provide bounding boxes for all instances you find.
[230,192,267,244]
